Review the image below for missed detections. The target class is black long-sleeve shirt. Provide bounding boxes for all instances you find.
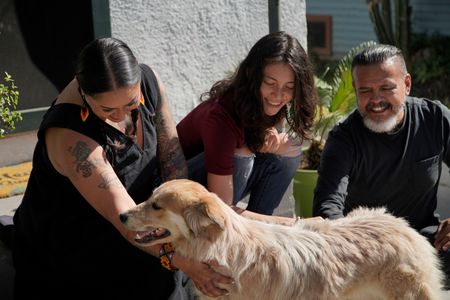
[313,97,450,230]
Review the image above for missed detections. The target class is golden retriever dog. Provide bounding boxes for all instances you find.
[120,179,445,300]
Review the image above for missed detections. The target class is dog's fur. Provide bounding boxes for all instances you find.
[120,179,445,300]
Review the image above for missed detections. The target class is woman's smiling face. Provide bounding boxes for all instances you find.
[85,83,141,122]
[259,62,295,116]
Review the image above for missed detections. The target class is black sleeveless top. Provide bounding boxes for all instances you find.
[12,65,175,298]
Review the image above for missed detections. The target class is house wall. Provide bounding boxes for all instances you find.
[306,0,377,58]
[410,0,450,36]
[307,0,450,58]
[109,0,307,122]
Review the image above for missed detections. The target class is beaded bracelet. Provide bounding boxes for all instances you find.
[159,243,178,271]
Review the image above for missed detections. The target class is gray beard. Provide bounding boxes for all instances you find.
[359,104,405,134]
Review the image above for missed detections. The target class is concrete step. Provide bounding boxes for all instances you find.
[0,131,37,167]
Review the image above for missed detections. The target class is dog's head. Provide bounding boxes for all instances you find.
[119,179,227,246]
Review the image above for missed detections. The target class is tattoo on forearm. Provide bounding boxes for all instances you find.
[158,137,188,181]
[155,104,187,181]
[98,171,122,189]
[68,141,95,178]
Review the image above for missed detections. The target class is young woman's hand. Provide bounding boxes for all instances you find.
[260,129,302,158]
[259,127,281,153]
[275,133,302,157]
[268,215,298,226]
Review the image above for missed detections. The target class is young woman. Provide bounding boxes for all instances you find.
[12,38,230,299]
[177,32,317,223]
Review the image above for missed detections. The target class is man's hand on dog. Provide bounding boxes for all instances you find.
[435,218,450,252]
[173,256,234,297]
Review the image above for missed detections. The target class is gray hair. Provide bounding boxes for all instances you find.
[351,44,407,74]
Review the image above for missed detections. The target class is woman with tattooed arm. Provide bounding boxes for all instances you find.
[12,38,230,299]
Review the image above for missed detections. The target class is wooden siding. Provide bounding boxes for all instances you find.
[307,0,450,58]
[306,0,377,58]
[410,0,450,36]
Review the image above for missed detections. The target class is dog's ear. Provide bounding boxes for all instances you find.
[183,200,225,238]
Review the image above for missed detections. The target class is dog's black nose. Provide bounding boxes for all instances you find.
[119,213,128,223]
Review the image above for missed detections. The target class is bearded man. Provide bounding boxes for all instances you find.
[313,44,450,288]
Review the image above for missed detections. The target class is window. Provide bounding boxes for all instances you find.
[306,15,332,57]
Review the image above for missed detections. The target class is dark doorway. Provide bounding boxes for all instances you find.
[14,0,95,92]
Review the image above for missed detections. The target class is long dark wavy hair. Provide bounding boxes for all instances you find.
[201,31,317,152]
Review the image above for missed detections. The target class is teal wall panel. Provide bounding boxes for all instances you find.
[306,0,377,57]
[307,0,450,58]
[410,0,450,36]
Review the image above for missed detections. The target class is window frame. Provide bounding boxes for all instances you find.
[306,15,332,57]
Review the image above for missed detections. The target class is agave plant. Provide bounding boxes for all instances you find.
[366,0,410,64]
[301,41,377,170]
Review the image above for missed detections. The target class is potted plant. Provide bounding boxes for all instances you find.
[293,41,376,218]
[0,72,22,138]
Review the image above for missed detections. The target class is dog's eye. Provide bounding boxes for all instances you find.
[152,202,161,210]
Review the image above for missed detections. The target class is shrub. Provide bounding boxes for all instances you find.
[0,72,22,138]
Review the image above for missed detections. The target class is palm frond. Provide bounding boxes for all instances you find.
[329,41,377,113]
[302,41,377,169]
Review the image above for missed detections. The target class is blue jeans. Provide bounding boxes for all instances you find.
[187,152,300,215]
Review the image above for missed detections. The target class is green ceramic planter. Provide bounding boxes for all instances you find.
[293,169,318,218]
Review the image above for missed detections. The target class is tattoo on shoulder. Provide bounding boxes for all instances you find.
[154,104,166,129]
[154,82,168,128]
[154,91,187,180]
[158,137,188,181]
[68,141,95,178]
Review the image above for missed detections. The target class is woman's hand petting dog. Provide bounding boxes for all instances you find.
[232,206,297,226]
[173,255,234,298]
[275,216,324,226]
[435,218,450,251]
[270,215,298,226]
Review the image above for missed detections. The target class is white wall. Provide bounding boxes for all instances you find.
[109,0,307,122]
